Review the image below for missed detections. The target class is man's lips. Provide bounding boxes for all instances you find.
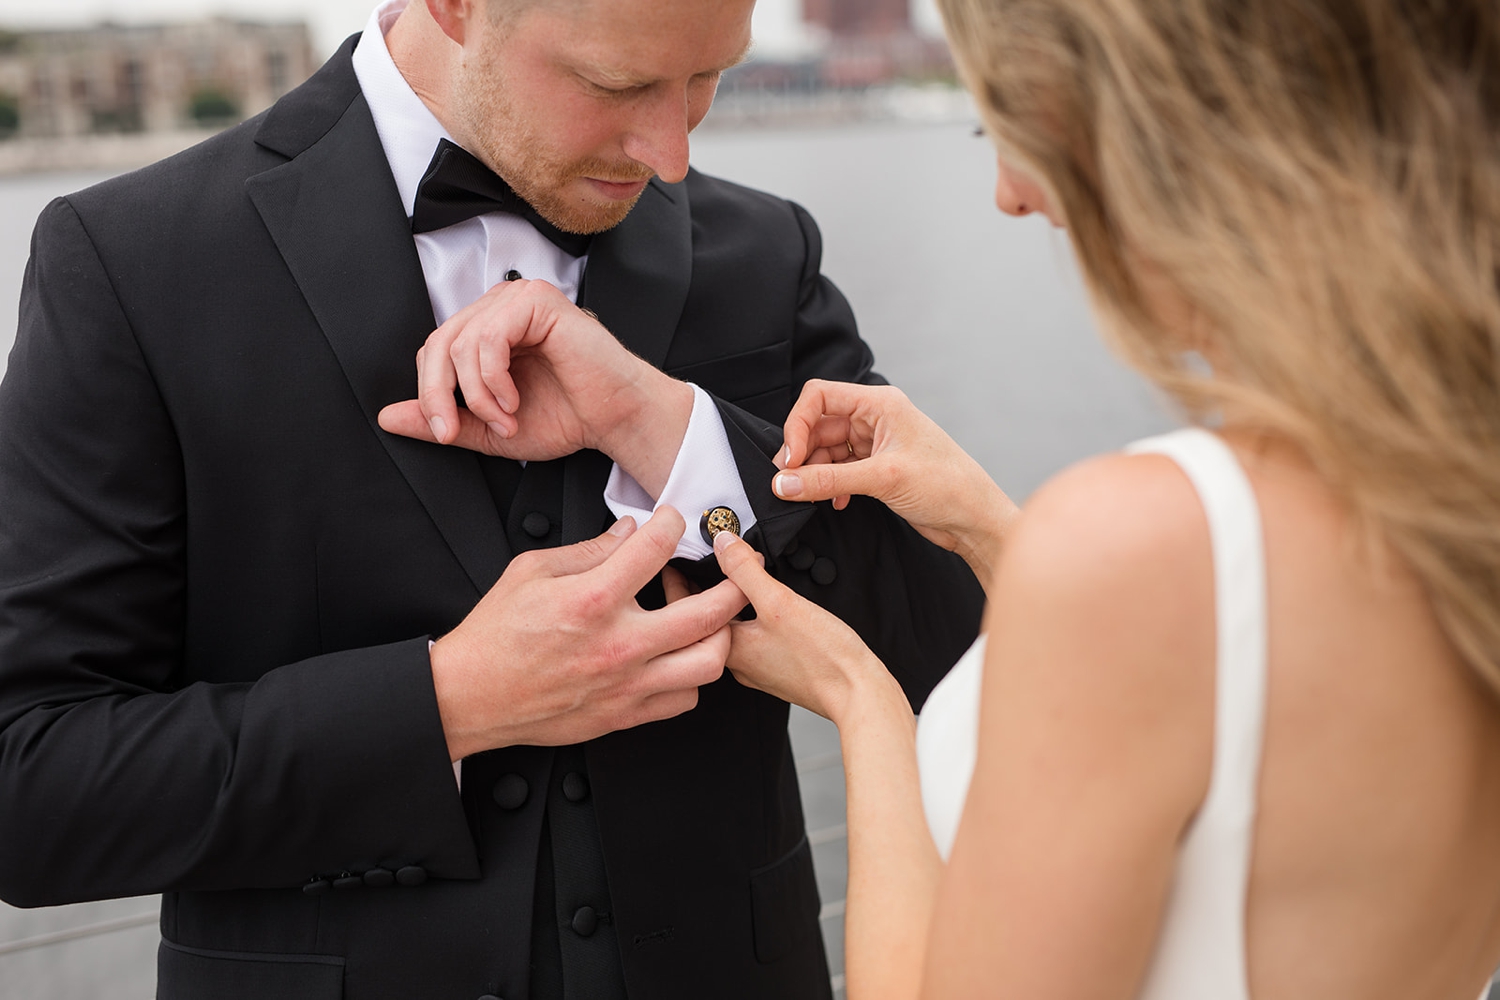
[586,177,651,200]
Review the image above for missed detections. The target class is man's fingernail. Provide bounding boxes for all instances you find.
[774,472,802,498]
[609,516,636,537]
[713,530,738,555]
[430,416,447,440]
[487,421,511,439]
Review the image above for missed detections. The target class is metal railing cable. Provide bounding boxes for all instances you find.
[0,911,157,957]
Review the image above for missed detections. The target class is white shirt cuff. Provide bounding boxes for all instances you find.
[603,384,758,561]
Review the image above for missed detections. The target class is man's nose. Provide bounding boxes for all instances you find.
[623,89,692,185]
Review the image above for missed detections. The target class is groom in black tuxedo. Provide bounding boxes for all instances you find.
[0,0,984,998]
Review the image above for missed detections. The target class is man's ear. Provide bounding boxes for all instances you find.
[426,0,474,45]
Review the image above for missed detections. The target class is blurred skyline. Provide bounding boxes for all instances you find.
[0,0,948,60]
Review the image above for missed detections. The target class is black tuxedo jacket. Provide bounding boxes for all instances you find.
[0,38,984,1000]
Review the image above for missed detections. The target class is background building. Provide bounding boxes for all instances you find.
[712,0,960,125]
[804,0,914,36]
[0,18,313,140]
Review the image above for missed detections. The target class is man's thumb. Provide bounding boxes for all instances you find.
[542,515,637,576]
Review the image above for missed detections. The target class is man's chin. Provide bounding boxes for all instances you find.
[535,180,650,236]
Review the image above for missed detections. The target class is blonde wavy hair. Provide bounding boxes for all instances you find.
[937,0,1500,691]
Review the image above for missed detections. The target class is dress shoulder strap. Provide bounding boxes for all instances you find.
[1126,428,1268,1000]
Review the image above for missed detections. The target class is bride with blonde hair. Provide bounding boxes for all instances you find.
[706,0,1500,996]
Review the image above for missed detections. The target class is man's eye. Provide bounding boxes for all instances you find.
[585,77,646,97]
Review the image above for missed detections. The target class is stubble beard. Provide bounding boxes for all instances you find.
[455,56,652,235]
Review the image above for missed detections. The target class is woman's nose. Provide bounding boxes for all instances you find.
[994,165,1038,218]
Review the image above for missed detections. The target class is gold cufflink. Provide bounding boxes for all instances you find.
[700,506,741,546]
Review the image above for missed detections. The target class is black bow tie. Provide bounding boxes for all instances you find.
[410,139,592,258]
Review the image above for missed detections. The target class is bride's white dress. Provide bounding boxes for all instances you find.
[915,428,1267,999]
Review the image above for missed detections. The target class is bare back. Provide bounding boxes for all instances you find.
[1237,432,1500,998]
[924,430,1500,999]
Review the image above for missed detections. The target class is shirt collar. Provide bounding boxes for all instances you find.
[351,0,454,220]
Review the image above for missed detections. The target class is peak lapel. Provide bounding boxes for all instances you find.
[579,179,692,370]
[246,77,512,592]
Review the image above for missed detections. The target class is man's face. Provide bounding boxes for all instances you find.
[453,0,755,234]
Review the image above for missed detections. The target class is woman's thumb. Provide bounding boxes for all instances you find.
[712,532,781,607]
[773,459,880,504]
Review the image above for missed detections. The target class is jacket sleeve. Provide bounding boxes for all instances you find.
[0,198,478,908]
[697,200,987,710]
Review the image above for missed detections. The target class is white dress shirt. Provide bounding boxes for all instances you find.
[352,0,756,561]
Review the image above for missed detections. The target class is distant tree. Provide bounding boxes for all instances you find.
[0,92,18,139]
[0,30,21,56]
[188,87,239,125]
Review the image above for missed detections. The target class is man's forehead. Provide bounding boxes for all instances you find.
[579,37,754,87]
[524,0,756,82]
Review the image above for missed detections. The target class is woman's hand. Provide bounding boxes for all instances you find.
[709,531,901,726]
[711,531,938,1000]
[773,380,1019,589]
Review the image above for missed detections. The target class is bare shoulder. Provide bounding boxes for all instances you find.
[980,448,1216,799]
[996,448,1214,614]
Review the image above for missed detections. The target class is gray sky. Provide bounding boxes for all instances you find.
[0,0,946,60]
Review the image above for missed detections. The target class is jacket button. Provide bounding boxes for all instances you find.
[571,906,598,937]
[811,557,838,586]
[363,867,395,888]
[492,773,529,810]
[522,512,551,538]
[562,772,590,803]
[302,879,331,896]
[333,874,363,891]
[396,865,428,887]
[788,546,816,572]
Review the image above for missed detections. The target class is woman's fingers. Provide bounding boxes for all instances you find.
[773,455,893,505]
[782,380,911,467]
[798,415,858,463]
[782,380,865,467]
[711,532,791,612]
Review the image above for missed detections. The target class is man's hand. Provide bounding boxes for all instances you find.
[430,508,747,760]
[377,279,693,497]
